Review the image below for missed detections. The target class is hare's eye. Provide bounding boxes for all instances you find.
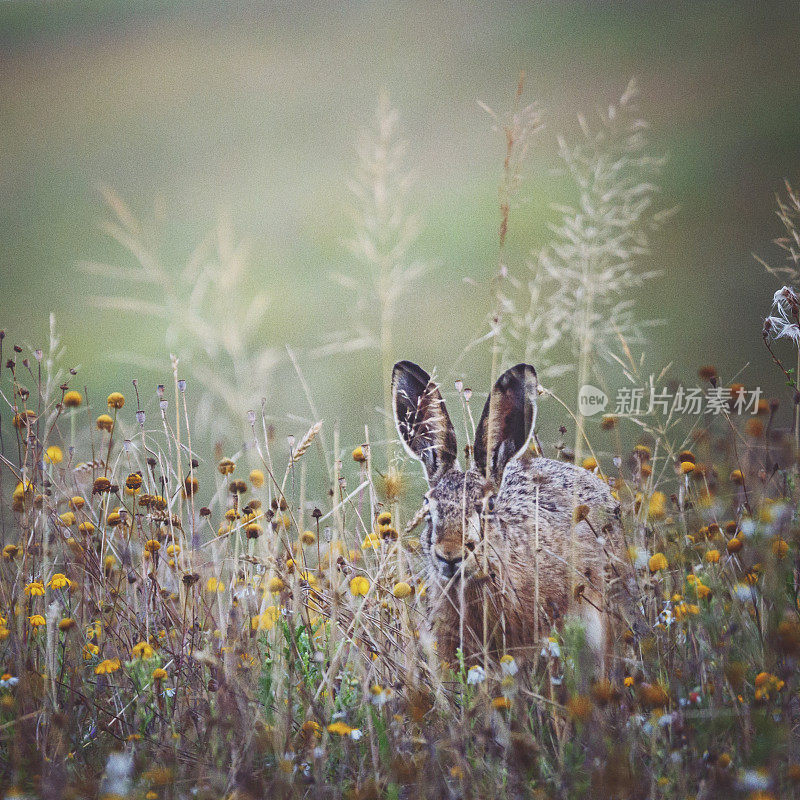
[465,541,475,552]
[474,503,483,514]
[486,496,496,512]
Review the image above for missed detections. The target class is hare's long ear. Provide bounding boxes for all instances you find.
[392,361,458,485]
[473,364,538,485]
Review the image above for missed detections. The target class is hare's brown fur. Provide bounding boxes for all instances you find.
[392,361,626,666]
[422,454,624,664]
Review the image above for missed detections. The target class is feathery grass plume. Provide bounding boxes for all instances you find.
[323,93,429,460]
[756,180,800,282]
[85,189,279,443]
[545,81,667,377]
[501,81,668,396]
[471,74,549,378]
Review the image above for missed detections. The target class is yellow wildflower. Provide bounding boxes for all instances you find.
[350,576,370,596]
[45,445,63,465]
[62,390,82,407]
[327,721,353,736]
[95,658,121,675]
[47,573,72,590]
[249,469,265,488]
[772,539,789,558]
[251,606,279,631]
[647,492,667,520]
[352,446,367,463]
[218,458,235,475]
[648,553,668,573]
[131,641,155,659]
[107,392,125,409]
[96,414,114,432]
[392,581,413,599]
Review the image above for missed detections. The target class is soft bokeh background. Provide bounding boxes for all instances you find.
[2,0,800,456]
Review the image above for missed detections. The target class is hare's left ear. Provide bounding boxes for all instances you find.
[392,361,458,485]
[473,364,538,485]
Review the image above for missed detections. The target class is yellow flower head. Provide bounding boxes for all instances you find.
[648,553,668,573]
[45,445,63,465]
[349,576,370,597]
[83,642,100,659]
[28,614,46,628]
[95,658,121,675]
[251,606,279,632]
[392,581,413,599]
[24,581,45,597]
[206,577,225,593]
[772,539,789,558]
[376,511,392,526]
[2,544,19,560]
[352,446,367,463]
[151,667,168,681]
[62,390,83,408]
[96,414,114,433]
[107,392,125,409]
[69,496,85,511]
[47,573,72,590]
[266,576,285,593]
[131,641,155,659]
[300,530,316,546]
[647,492,667,520]
[249,469,265,488]
[77,521,95,534]
[58,618,76,632]
[327,721,354,736]
[218,458,236,476]
[245,523,263,540]
[705,549,721,564]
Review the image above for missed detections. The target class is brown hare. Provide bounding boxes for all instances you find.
[392,360,625,668]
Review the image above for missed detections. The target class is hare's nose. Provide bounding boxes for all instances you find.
[436,553,462,578]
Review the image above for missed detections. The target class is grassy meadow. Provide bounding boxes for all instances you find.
[2,2,800,798]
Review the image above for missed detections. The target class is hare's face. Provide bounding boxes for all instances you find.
[422,470,493,582]
[392,360,538,583]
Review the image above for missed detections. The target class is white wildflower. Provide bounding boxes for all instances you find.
[541,637,561,658]
[734,582,757,602]
[467,665,486,685]
[738,769,771,791]
[500,655,518,676]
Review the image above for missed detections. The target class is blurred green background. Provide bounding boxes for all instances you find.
[1,0,800,459]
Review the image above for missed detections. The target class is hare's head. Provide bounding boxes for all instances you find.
[392,361,538,583]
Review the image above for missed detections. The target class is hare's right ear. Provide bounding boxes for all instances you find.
[473,364,538,485]
[392,361,458,485]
